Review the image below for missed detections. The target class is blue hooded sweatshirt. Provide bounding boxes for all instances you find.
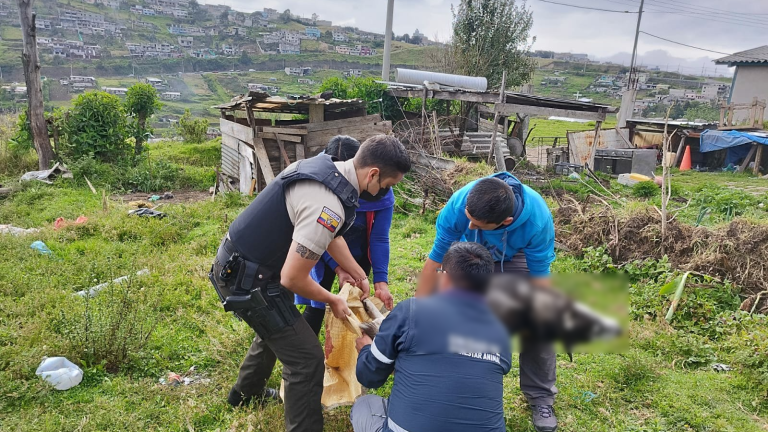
[429,172,556,277]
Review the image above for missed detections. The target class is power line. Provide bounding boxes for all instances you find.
[537,0,639,13]
[638,31,765,61]
[641,0,768,17]
[631,0,768,27]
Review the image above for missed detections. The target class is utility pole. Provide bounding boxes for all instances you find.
[619,0,644,128]
[627,0,645,88]
[381,0,394,81]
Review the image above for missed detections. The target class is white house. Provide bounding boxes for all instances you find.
[162,91,181,100]
[715,46,768,122]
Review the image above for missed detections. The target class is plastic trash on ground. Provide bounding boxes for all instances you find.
[617,173,653,187]
[0,225,39,236]
[21,163,73,184]
[128,208,166,219]
[75,269,150,297]
[30,240,53,255]
[54,216,88,230]
[35,357,83,390]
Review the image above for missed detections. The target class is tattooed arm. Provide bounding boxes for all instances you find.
[281,240,351,319]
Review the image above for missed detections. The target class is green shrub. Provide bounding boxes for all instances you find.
[318,76,349,99]
[125,83,162,154]
[63,91,131,161]
[125,158,180,192]
[176,109,209,144]
[632,181,660,198]
[48,275,160,372]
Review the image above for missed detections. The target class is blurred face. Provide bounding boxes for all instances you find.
[465,208,513,231]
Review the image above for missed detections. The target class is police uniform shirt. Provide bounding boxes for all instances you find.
[284,159,360,256]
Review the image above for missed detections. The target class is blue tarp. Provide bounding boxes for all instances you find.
[700,129,768,152]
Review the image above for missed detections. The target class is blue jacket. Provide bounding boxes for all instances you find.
[356,290,512,432]
[296,189,395,308]
[429,172,555,277]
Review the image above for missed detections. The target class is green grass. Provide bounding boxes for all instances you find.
[527,117,618,145]
[0,26,22,41]
[1,141,767,431]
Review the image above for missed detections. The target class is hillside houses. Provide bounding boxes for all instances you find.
[37,38,102,58]
[334,44,375,56]
[343,69,363,78]
[103,87,128,96]
[285,67,312,76]
[332,31,349,42]
[177,36,193,48]
[126,42,181,59]
[168,24,205,36]
[56,9,123,36]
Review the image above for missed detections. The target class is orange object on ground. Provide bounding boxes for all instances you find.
[54,216,88,230]
[679,145,692,171]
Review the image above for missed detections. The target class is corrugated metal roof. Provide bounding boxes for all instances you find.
[626,118,717,128]
[714,45,768,65]
[213,91,367,113]
[382,82,615,113]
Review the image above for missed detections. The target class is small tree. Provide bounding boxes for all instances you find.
[125,83,162,155]
[452,0,535,89]
[64,91,130,161]
[17,0,56,169]
[319,77,349,99]
[176,109,208,143]
[281,9,291,23]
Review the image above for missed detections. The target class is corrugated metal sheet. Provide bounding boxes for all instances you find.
[567,129,631,166]
[221,135,240,178]
[634,131,664,148]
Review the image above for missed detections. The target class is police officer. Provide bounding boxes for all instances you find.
[210,134,411,432]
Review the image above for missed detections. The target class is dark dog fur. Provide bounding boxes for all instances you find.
[486,274,622,358]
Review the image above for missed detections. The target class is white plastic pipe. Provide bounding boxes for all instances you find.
[395,68,487,91]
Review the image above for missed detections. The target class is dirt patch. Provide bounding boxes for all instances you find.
[556,200,768,300]
[114,190,211,205]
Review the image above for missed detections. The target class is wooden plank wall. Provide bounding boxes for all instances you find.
[219,114,392,193]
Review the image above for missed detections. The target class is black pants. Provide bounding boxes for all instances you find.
[212,237,324,432]
[303,254,372,336]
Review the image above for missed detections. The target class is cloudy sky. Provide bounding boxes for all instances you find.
[204,0,768,76]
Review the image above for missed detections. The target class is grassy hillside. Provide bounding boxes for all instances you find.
[0,139,767,431]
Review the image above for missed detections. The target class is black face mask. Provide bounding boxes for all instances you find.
[360,177,389,201]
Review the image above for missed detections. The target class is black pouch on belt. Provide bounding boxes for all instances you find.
[227,259,299,338]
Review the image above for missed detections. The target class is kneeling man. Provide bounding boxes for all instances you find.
[351,242,511,432]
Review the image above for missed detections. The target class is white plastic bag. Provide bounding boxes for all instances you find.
[35,357,83,390]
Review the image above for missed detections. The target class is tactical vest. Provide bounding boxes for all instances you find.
[228,154,359,276]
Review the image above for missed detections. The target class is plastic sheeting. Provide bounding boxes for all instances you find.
[395,69,488,91]
[700,129,768,152]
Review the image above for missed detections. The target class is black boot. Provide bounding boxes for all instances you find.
[227,386,281,408]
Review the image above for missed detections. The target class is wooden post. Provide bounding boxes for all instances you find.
[586,109,605,170]
[308,103,324,123]
[17,1,55,170]
[719,102,726,127]
[749,97,758,128]
[272,132,291,169]
[738,144,757,173]
[489,71,507,171]
[245,106,275,188]
[295,142,305,160]
[754,144,763,175]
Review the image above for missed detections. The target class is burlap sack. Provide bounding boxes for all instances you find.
[279,284,388,409]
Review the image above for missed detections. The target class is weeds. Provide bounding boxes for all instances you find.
[49,275,160,372]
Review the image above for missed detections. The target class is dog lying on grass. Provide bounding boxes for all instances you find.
[359,275,623,359]
[486,273,623,359]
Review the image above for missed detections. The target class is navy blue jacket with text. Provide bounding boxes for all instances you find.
[356,290,512,432]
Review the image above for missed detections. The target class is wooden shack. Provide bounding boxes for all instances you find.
[214,91,392,194]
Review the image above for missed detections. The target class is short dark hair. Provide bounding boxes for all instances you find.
[466,178,515,224]
[354,135,411,179]
[442,242,494,293]
[325,135,360,161]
